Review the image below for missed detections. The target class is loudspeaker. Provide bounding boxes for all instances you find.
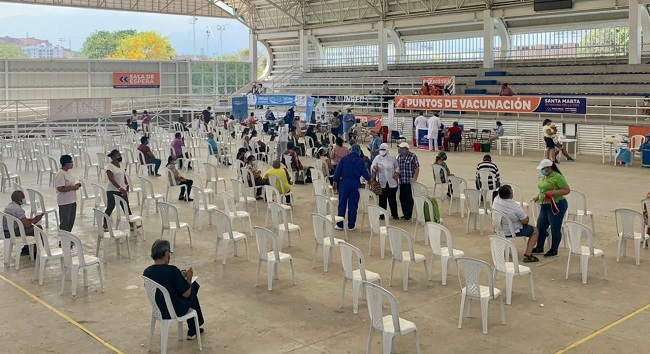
[534,0,572,11]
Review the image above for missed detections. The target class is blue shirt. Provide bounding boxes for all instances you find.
[368,137,382,162]
[207,137,217,155]
[333,153,370,186]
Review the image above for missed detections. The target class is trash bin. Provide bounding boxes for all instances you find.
[642,140,650,168]
[473,142,481,152]
[481,143,491,152]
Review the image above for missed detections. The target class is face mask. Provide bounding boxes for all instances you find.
[398,148,403,155]
[443,157,447,161]
[379,150,387,157]
[117,157,123,163]
[540,169,548,176]
[20,198,26,205]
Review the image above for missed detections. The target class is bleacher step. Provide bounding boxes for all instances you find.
[485,71,507,76]
[464,89,487,94]
[475,80,498,85]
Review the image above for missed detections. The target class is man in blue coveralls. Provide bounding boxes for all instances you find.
[333,144,370,231]
[342,108,356,142]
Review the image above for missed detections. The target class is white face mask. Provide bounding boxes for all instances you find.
[20,198,26,205]
[379,150,387,156]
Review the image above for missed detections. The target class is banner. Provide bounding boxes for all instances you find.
[421,76,455,94]
[48,98,112,120]
[356,115,383,132]
[252,94,308,107]
[394,95,587,115]
[113,72,160,88]
[417,129,429,150]
[314,99,328,124]
[388,100,395,131]
[305,97,316,123]
[231,96,248,121]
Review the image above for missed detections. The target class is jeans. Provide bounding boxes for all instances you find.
[178,180,193,199]
[379,186,399,219]
[536,198,568,252]
[147,158,161,175]
[58,202,77,232]
[399,183,414,219]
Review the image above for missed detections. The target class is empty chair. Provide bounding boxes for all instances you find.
[367,205,390,259]
[615,208,645,265]
[2,212,36,270]
[313,179,336,203]
[565,221,608,284]
[142,276,203,354]
[312,213,344,272]
[34,227,63,285]
[364,282,421,354]
[122,148,139,175]
[125,174,143,206]
[565,190,595,232]
[114,194,145,240]
[214,210,249,265]
[456,257,505,335]
[431,164,449,201]
[140,177,165,216]
[157,202,192,252]
[263,185,293,226]
[413,195,436,245]
[82,151,100,179]
[46,156,60,185]
[222,192,253,236]
[60,230,104,298]
[35,155,52,185]
[230,179,258,214]
[203,162,227,192]
[253,226,297,291]
[192,186,218,231]
[357,188,377,233]
[0,161,21,193]
[489,236,535,305]
[426,222,464,285]
[411,181,429,199]
[94,208,130,259]
[26,188,59,229]
[315,194,347,240]
[339,242,381,314]
[181,146,199,172]
[268,201,302,250]
[387,226,430,291]
[448,176,467,216]
[77,178,95,215]
[465,189,487,235]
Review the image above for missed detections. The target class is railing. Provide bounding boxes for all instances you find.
[269,65,303,92]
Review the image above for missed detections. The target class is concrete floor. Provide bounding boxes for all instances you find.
[1,141,649,354]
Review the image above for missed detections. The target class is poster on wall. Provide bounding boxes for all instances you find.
[304,97,316,123]
[48,98,112,120]
[388,100,395,131]
[231,96,248,121]
[253,94,307,107]
[314,99,327,124]
[113,72,160,88]
[421,76,456,94]
[394,95,587,115]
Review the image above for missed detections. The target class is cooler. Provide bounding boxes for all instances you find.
[481,143,491,152]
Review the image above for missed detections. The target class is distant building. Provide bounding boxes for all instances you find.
[22,44,64,59]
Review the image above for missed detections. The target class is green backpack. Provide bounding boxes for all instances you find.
[422,195,441,223]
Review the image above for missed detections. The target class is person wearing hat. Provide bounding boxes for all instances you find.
[533,159,570,258]
[397,142,420,220]
[333,144,371,231]
[55,155,82,232]
[371,143,400,219]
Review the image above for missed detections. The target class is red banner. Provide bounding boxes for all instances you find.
[113,72,160,88]
[395,95,543,113]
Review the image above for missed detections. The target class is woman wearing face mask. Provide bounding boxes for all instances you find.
[245,155,267,199]
[532,159,570,258]
[55,154,81,232]
[166,156,194,201]
[433,151,454,197]
[104,149,135,231]
[371,143,400,220]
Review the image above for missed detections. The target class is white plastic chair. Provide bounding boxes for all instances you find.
[411,181,429,198]
[231,178,258,214]
[448,176,467,217]
[94,208,130,259]
[263,185,293,226]
[214,209,249,265]
[312,213,344,272]
[35,155,51,185]
[46,156,60,185]
[476,169,498,208]
[192,186,218,231]
[339,242,381,314]
[313,179,337,203]
[2,212,36,270]
[364,282,421,354]
[431,164,449,201]
[114,194,145,240]
[358,188,377,233]
[268,201,302,250]
[489,236,535,305]
[223,192,253,236]
[254,226,296,291]
[426,222,464,285]
[282,153,302,183]
[140,177,165,216]
[565,190,595,233]
[60,230,104,298]
[387,226,430,291]
[465,189,487,235]
[157,202,192,252]
[165,168,188,201]
[125,174,143,206]
[122,148,139,175]
[181,146,199,172]
[315,194,347,240]
[456,257,505,335]
[0,161,21,193]
[615,208,645,265]
[34,227,63,285]
[629,134,645,160]
[142,276,202,353]
[203,162,227,192]
[77,178,95,215]
[82,151,100,179]
[565,221,608,284]
[137,150,156,176]
[367,205,389,259]
[503,182,530,220]
[413,195,435,245]
[26,188,59,229]
[267,173,294,206]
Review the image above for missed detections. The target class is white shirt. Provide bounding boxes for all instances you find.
[414,115,428,129]
[278,125,289,142]
[55,169,77,206]
[427,116,441,136]
[492,196,527,235]
[370,154,399,188]
[105,163,126,192]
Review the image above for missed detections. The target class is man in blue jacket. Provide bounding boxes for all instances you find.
[333,144,370,231]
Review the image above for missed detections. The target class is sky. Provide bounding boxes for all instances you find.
[0,3,250,57]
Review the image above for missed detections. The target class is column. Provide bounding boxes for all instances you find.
[483,9,495,69]
[378,21,388,71]
[249,30,258,81]
[629,0,642,65]
[299,28,308,72]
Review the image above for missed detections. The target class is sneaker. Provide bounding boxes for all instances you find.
[523,254,539,263]
[544,250,558,258]
[334,225,343,230]
[348,227,356,232]
[187,328,204,340]
[567,157,575,161]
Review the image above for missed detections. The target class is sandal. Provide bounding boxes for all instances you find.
[523,254,539,263]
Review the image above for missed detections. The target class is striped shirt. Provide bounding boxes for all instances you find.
[476,161,500,190]
[492,196,527,235]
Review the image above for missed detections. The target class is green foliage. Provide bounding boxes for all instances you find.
[80,30,137,59]
[0,42,27,58]
[218,47,268,79]
[578,27,629,56]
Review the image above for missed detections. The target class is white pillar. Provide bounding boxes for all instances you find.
[483,9,495,69]
[629,0,642,65]
[299,28,308,72]
[495,18,511,61]
[249,31,258,81]
[378,21,388,72]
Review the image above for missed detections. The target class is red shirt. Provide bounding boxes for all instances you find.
[448,126,462,136]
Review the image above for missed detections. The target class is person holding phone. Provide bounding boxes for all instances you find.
[55,155,81,232]
[104,149,136,231]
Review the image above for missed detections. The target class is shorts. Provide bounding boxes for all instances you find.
[544,137,556,149]
[515,224,535,237]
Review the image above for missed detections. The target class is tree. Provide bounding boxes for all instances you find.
[578,27,629,56]
[0,42,27,58]
[81,30,137,59]
[110,31,176,60]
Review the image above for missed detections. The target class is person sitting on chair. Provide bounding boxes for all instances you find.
[263,160,292,203]
[166,156,193,202]
[446,122,462,151]
[3,190,43,255]
[283,142,305,177]
[143,240,205,340]
[492,185,540,263]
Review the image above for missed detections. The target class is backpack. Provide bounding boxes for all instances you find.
[423,195,441,223]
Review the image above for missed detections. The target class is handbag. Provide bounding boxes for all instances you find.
[369,179,383,196]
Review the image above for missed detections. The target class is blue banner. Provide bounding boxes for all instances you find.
[231,96,248,121]
[254,94,308,107]
[305,97,316,123]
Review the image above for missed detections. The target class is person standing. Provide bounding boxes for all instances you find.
[330,111,342,137]
[396,142,420,221]
[277,120,289,161]
[382,80,391,113]
[371,143,399,220]
[368,130,383,164]
[55,155,81,232]
[103,149,133,231]
[427,113,442,152]
[342,109,356,142]
[202,107,212,129]
[333,145,370,231]
[533,159,570,258]
[414,112,428,130]
[420,82,431,95]
[141,110,152,136]
[143,240,205,340]
[331,137,349,172]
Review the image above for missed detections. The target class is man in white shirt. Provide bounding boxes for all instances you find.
[414,112,428,130]
[427,113,442,152]
[277,120,289,160]
[492,185,540,263]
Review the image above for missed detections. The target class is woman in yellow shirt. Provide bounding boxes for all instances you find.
[532,159,570,258]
